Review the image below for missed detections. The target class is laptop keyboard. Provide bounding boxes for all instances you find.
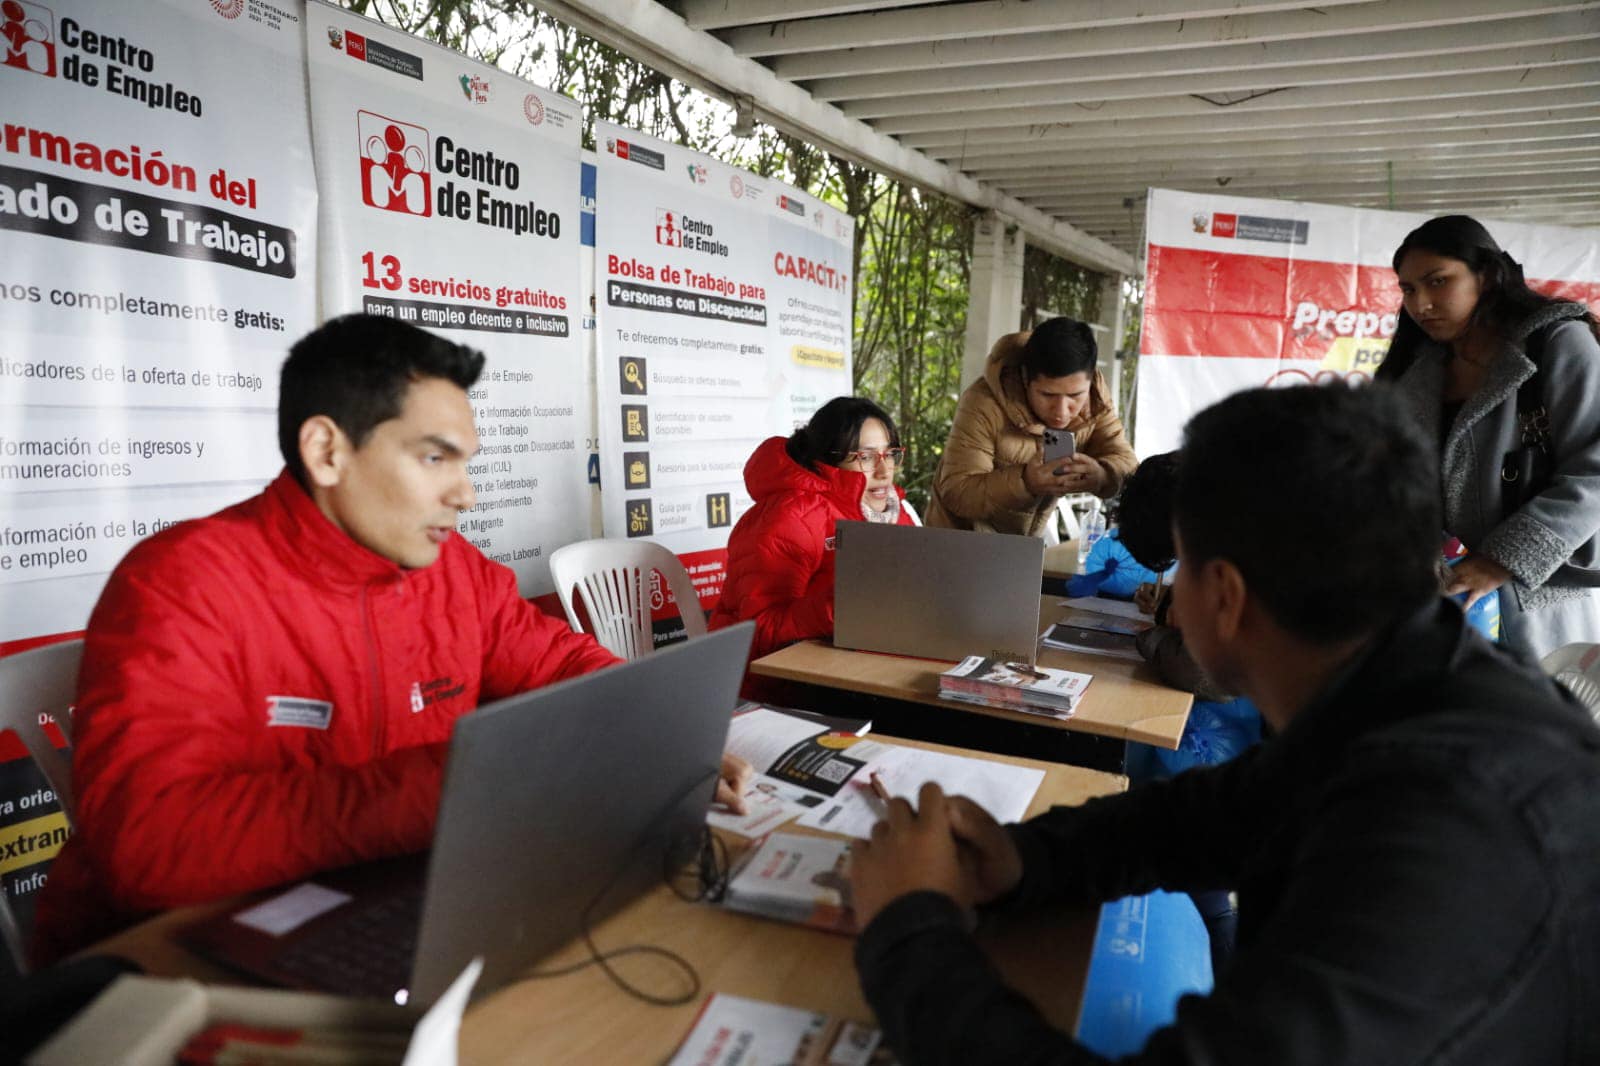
[273,885,423,1000]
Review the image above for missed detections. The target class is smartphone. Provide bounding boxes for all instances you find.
[1042,428,1076,474]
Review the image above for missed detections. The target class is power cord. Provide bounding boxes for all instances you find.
[520,771,732,1006]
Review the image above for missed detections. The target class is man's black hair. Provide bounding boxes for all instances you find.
[787,396,900,471]
[1175,385,1439,642]
[278,314,486,486]
[1019,317,1098,381]
[1110,451,1180,571]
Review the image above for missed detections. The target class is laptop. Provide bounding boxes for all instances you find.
[183,622,755,1006]
[833,522,1043,664]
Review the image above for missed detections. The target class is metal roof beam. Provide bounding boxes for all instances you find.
[912,91,1600,159]
[895,71,1600,147]
[774,0,1596,79]
[966,129,1600,177]
[825,24,1600,107]
[678,0,930,32]
[950,113,1600,166]
[855,41,1600,122]
[723,0,1378,57]
[1029,171,1600,211]
[1013,162,1600,202]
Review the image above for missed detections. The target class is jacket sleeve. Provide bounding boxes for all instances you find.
[1481,321,1600,587]
[72,557,449,911]
[857,759,1551,1066]
[934,384,1037,521]
[723,499,835,657]
[476,556,622,700]
[1081,373,1138,498]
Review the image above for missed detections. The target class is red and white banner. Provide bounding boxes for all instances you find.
[306,3,588,597]
[1136,188,1600,456]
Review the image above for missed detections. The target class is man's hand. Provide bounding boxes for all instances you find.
[850,783,1024,929]
[1058,453,1108,496]
[715,752,754,815]
[946,795,1024,906]
[1023,457,1078,497]
[1446,556,1512,608]
[1134,581,1168,617]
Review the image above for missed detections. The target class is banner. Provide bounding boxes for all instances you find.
[594,122,854,611]
[0,0,316,935]
[305,2,587,596]
[1136,188,1600,456]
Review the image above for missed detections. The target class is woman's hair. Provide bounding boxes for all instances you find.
[1376,214,1598,382]
[1019,317,1098,381]
[787,396,900,471]
[1109,451,1181,571]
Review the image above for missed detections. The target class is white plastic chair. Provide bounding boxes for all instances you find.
[0,639,81,973]
[548,540,706,661]
[1541,642,1600,724]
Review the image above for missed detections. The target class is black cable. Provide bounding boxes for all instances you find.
[520,770,732,1006]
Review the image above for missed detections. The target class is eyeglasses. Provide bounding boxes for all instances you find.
[840,447,905,467]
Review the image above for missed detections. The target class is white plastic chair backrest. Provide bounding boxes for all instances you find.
[0,638,80,974]
[1541,642,1600,724]
[548,540,705,661]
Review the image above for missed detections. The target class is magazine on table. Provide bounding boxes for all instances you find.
[719,831,856,934]
[1039,623,1143,662]
[708,706,874,836]
[938,655,1093,713]
[667,993,891,1066]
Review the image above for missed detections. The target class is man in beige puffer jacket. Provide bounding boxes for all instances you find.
[926,318,1136,538]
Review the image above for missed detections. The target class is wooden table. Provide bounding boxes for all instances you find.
[751,597,1192,752]
[83,738,1126,1064]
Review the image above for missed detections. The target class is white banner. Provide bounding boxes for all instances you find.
[1136,188,1600,456]
[305,2,587,596]
[594,122,853,601]
[0,0,317,643]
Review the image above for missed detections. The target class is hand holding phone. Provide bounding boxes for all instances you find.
[1042,429,1076,474]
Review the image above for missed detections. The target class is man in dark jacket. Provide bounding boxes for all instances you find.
[851,384,1600,1064]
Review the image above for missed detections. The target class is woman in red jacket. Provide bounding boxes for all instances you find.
[711,397,919,660]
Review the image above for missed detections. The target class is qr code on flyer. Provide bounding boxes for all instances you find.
[814,758,854,784]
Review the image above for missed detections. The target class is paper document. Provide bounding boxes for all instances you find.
[667,993,883,1066]
[1058,597,1150,622]
[795,741,1043,841]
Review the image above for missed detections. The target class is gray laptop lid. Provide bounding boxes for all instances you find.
[833,522,1042,664]
[409,621,754,1004]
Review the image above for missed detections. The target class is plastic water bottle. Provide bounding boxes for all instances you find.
[1078,498,1106,573]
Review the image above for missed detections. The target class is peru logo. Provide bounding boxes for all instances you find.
[209,0,244,18]
[2,0,56,77]
[358,111,431,217]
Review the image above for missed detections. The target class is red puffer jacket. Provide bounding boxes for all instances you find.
[32,471,618,963]
[709,437,915,661]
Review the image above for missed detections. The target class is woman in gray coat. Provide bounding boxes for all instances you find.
[1377,214,1600,660]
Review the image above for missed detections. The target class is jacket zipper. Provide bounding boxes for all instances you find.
[361,583,386,757]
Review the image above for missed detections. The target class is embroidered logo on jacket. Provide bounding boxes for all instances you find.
[413,676,467,712]
[265,696,333,730]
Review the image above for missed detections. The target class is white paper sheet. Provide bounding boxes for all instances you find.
[794,741,1044,840]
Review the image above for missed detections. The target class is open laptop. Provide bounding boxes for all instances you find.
[183,622,755,1006]
[833,522,1043,664]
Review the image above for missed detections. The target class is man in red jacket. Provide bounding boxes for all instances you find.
[33,314,749,963]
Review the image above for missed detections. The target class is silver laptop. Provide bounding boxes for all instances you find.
[833,522,1043,664]
[184,622,754,1006]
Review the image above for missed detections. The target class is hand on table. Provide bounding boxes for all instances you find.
[1446,556,1512,608]
[1134,581,1169,617]
[715,752,754,815]
[849,783,1023,929]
